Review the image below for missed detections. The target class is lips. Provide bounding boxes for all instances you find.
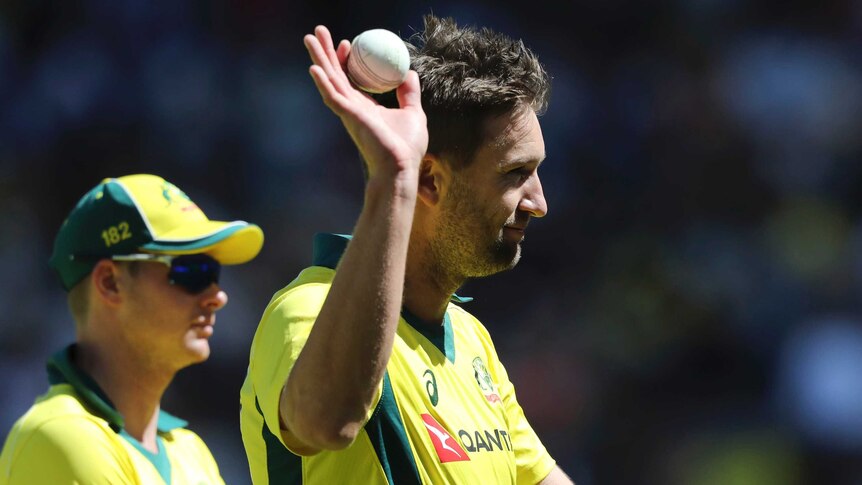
[503,217,530,232]
[503,223,528,234]
[192,314,216,327]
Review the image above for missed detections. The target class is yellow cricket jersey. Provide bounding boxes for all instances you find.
[240,233,556,484]
[0,346,224,485]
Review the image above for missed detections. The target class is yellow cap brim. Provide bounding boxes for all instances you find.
[140,221,264,265]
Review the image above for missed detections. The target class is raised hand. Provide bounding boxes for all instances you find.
[304,26,428,181]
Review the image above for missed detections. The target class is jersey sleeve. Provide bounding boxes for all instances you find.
[467,315,556,485]
[2,417,137,485]
[494,359,556,484]
[248,272,383,456]
[249,279,328,455]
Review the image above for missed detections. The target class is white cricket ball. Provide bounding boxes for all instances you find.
[346,29,410,94]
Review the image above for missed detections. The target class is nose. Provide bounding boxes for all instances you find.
[519,173,548,218]
[201,285,228,311]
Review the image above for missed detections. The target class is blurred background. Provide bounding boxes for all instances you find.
[1,0,862,484]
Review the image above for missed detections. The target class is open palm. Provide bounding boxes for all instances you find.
[304,26,428,179]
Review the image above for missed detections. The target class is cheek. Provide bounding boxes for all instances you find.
[495,191,521,218]
[136,285,190,324]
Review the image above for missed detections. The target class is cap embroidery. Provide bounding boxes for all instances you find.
[160,181,192,207]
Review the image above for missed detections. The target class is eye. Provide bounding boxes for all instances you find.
[507,167,532,181]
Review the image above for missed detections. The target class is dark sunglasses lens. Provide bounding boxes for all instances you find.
[169,255,221,293]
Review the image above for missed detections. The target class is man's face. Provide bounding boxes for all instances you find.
[117,259,228,371]
[432,107,548,280]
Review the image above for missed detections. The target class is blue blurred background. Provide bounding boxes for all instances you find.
[2,1,862,484]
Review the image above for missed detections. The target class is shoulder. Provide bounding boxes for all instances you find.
[264,266,336,319]
[448,303,495,344]
[1,397,132,483]
[250,266,335,352]
[10,385,118,447]
[246,267,335,403]
[13,412,121,459]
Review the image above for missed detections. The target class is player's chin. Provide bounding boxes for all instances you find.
[484,240,521,274]
[184,338,212,363]
[504,245,522,270]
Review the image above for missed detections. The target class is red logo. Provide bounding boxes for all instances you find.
[421,414,470,463]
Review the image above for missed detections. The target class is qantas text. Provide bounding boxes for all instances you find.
[457,428,513,453]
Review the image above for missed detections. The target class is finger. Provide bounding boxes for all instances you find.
[315,26,339,66]
[309,65,348,115]
[304,32,332,73]
[306,33,354,99]
[314,26,354,94]
[396,70,423,111]
[336,39,351,67]
[314,26,342,78]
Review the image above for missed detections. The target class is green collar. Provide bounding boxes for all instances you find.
[47,345,188,433]
[311,232,473,303]
[401,308,456,364]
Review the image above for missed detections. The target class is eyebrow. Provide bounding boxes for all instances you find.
[499,155,546,169]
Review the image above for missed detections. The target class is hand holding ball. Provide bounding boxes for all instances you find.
[346,29,410,94]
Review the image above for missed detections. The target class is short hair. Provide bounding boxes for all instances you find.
[66,260,141,326]
[68,279,90,324]
[399,14,551,168]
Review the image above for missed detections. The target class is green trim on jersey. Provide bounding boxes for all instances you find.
[157,411,189,432]
[401,308,456,363]
[121,429,172,484]
[254,397,301,484]
[45,345,189,483]
[311,233,472,305]
[47,348,125,431]
[47,346,189,433]
[366,373,421,484]
[312,232,352,269]
[240,233,556,484]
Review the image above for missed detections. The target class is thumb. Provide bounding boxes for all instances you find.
[396,70,422,110]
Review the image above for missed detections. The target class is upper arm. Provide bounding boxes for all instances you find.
[4,419,135,485]
[537,465,574,485]
[250,285,326,455]
[251,271,386,454]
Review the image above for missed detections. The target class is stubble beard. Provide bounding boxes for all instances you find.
[430,179,522,288]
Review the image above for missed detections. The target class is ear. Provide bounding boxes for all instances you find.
[417,153,449,207]
[90,259,123,306]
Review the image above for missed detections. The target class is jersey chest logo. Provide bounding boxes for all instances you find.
[421,414,470,463]
[472,357,501,404]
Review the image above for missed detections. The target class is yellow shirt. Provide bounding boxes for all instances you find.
[0,346,224,485]
[240,233,555,484]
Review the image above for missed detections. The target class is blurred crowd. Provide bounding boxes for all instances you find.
[1,1,861,484]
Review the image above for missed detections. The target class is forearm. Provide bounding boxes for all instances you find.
[281,170,417,449]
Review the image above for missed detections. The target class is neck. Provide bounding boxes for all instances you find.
[75,338,173,453]
[403,235,464,326]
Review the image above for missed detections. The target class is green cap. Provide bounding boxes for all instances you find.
[49,174,264,291]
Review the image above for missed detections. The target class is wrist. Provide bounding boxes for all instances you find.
[365,167,419,203]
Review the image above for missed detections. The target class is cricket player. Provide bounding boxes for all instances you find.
[240,15,573,484]
[0,174,264,484]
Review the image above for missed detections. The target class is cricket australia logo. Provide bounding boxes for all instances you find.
[161,181,198,211]
[421,414,470,463]
[472,357,501,404]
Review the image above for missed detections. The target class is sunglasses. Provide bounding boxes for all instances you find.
[110,253,221,294]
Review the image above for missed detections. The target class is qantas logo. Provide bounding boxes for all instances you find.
[421,414,470,463]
